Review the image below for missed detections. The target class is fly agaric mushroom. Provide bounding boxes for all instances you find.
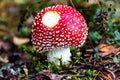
[32,5,88,65]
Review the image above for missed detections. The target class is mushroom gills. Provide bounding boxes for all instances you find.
[47,47,71,65]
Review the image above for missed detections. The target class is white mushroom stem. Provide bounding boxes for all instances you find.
[47,47,71,65]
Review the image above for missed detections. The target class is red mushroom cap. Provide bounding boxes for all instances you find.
[32,5,88,51]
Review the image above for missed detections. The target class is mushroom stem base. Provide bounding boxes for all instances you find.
[47,47,71,65]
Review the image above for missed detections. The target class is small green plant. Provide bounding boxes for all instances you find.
[71,48,85,65]
[72,69,97,80]
[18,44,47,73]
[93,48,102,59]
[20,27,32,37]
[47,63,63,74]
[89,31,102,44]
[115,31,120,46]
[89,2,120,46]
[113,57,120,63]
[35,61,47,71]
[47,62,74,74]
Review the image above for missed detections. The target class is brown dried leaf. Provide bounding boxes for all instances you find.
[39,70,72,80]
[13,36,30,45]
[96,44,115,57]
[0,41,11,51]
[0,56,8,63]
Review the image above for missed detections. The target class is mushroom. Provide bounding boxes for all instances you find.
[32,5,88,65]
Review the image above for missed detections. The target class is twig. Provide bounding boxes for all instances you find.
[69,0,75,8]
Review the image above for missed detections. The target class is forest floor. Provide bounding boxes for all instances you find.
[0,0,120,80]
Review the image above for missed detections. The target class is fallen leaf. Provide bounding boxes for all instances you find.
[96,44,115,57]
[13,36,30,45]
[39,70,72,80]
[0,56,8,63]
[23,67,28,76]
[0,41,11,51]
